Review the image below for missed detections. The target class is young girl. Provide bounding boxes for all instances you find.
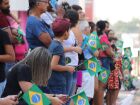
[96,20,114,105]
[107,37,123,105]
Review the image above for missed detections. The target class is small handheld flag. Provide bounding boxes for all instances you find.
[101,43,109,51]
[98,67,110,83]
[84,57,101,76]
[90,32,101,49]
[71,91,89,105]
[115,40,123,49]
[122,57,131,70]
[16,26,24,43]
[124,47,132,57]
[87,39,97,51]
[22,84,51,105]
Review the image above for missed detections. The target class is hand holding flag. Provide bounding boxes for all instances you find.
[22,84,51,105]
[71,91,89,105]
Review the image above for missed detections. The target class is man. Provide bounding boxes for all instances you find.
[0,29,15,96]
[0,0,12,38]
[0,0,10,28]
[0,0,19,42]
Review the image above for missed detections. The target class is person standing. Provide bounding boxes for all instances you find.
[26,0,53,50]
[48,18,75,95]
[0,29,15,97]
[96,20,114,105]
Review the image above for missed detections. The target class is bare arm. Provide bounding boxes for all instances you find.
[105,47,114,57]
[71,24,83,46]
[51,55,68,72]
[64,46,82,54]
[51,55,74,73]
[0,45,15,62]
[39,32,52,48]
[9,13,20,24]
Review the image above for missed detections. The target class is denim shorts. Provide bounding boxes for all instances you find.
[47,71,67,94]
[100,57,111,70]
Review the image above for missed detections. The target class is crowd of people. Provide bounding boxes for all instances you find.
[0,0,134,105]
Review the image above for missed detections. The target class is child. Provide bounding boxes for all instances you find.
[48,18,75,94]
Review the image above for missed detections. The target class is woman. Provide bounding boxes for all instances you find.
[2,47,65,105]
[26,0,53,50]
[96,20,114,105]
[107,36,123,105]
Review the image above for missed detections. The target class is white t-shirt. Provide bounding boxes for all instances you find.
[63,30,79,66]
[41,12,54,25]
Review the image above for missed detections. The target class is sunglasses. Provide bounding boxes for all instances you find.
[38,0,49,4]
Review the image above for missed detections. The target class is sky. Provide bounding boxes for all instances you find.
[94,0,140,24]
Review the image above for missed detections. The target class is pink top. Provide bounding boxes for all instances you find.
[99,33,111,57]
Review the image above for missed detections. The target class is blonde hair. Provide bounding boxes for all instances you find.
[14,47,52,86]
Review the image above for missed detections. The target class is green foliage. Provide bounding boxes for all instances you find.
[112,18,140,34]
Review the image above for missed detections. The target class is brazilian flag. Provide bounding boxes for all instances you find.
[115,40,123,49]
[124,47,132,57]
[122,57,131,70]
[101,43,109,51]
[72,91,89,105]
[88,32,101,51]
[90,32,101,49]
[16,26,24,43]
[87,39,97,51]
[22,84,51,105]
[84,57,101,76]
[98,67,110,83]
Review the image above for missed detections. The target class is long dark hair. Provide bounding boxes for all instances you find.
[27,0,38,15]
[64,10,79,28]
[96,20,106,37]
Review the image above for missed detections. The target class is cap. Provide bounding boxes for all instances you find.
[52,18,71,36]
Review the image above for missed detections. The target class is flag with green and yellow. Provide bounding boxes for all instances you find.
[98,67,110,83]
[71,91,89,105]
[84,57,101,76]
[22,84,51,105]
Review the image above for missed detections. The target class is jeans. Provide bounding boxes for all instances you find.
[0,80,6,97]
[47,71,67,94]
[69,72,77,95]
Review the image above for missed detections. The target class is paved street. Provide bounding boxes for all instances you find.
[116,77,140,105]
